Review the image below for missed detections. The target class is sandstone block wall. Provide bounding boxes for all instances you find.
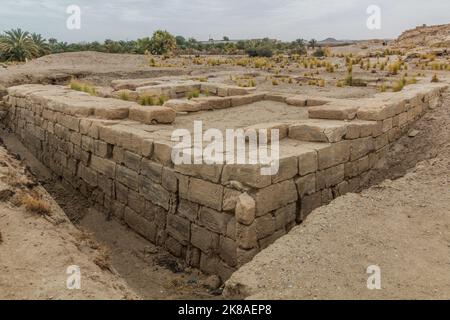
[2,82,448,281]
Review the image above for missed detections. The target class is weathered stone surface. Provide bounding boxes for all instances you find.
[167,214,191,244]
[316,164,345,190]
[349,137,374,161]
[141,159,163,183]
[128,105,176,124]
[90,155,116,178]
[235,193,256,226]
[317,141,350,170]
[256,214,276,239]
[177,199,199,222]
[199,206,230,234]
[223,188,241,212]
[236,223,258,250]
[139,176,171,210]
[272,155,298,183]
[298,148,318,176]
[221,164,271,189]
[124,207,157,242]
[285,95,307,107]
[296,173,316,197]
[308,104,358,120]
[254,180,298,216]
[219,236,237,267]
[164,99,202,113]
[116,165,139,191]
[188,178,224,211]
[299,192,321,221]
[289,121,348,143]
[191,224,219,253]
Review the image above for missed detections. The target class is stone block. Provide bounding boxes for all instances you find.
[128,105,176,124]
[299,192,321,221]
[254,180,298,216]
[139,176,171,210]
[141,159,163,183]
[298,148,318,176]
[316,164,345,190]
[289,121,348,143]
[188,178,223,211]
[124,207,157,242]
[317,141,350,170]
[116,165,139,191]
[235,193,256,226]
[219,237,237,267]
[236,223,258,250]
[199,206,231,234]
[90,155,116,178]
[191,224,219,254]
[167,214,191,244]
[296,173,316,197]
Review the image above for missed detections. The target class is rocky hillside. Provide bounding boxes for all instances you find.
[395,23,450,49]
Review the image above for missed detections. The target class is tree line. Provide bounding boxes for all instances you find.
[0,28,320,62]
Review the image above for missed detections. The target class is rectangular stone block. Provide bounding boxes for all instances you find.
[188,178,223,211]
[139,176,171,210]
[316,164,345,190]
[167,214,191,245]
[90,155,116,178]
[199,206,231,234]
[317,141,350,170]
[254,180,298,216]
[116,165,139,191]
[191,224,219,254]
[128,105,176,124]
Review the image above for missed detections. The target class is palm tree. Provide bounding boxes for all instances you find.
[0,28,38,61]
[31,33,50,57]
[308,39,318,50]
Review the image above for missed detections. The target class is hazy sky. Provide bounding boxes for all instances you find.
[0,0,449,42]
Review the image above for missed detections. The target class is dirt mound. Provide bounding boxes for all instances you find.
[395,23,450,49]
[0,144,138,299]
[0,51,187,88]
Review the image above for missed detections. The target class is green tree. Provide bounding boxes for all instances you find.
[136,37,152,54]
[30,33,50,57]
[308,39,318,49]
[0,28,38,61]
[150,30,177,55]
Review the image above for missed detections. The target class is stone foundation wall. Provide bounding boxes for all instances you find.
[2,82,448,281]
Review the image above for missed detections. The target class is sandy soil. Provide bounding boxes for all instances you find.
[0,145,137,300]
[224,93,450,300]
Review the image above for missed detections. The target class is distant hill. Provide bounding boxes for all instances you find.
[395,23,450,49]
[318,38,356,47]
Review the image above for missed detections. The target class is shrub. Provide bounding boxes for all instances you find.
[118,91,130,101]
[70,79,97,96]
[431,74,439,83]
[187,90,200,99]
[312,48,325,57]
[21,194,51,215]
[139,95,155,106]
[246,47,273,58]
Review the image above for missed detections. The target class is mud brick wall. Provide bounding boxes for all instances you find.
[2,83,448,281]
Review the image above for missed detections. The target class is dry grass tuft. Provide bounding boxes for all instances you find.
[21,194,51,215]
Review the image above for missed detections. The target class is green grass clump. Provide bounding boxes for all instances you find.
[187,90,200,100]
[70,79,97,96]
[118,91,131,101]
[139,95,156,106]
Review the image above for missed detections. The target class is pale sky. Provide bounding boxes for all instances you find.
[0,0,449,42]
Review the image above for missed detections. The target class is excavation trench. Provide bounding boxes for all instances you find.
[0,80,448,299]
